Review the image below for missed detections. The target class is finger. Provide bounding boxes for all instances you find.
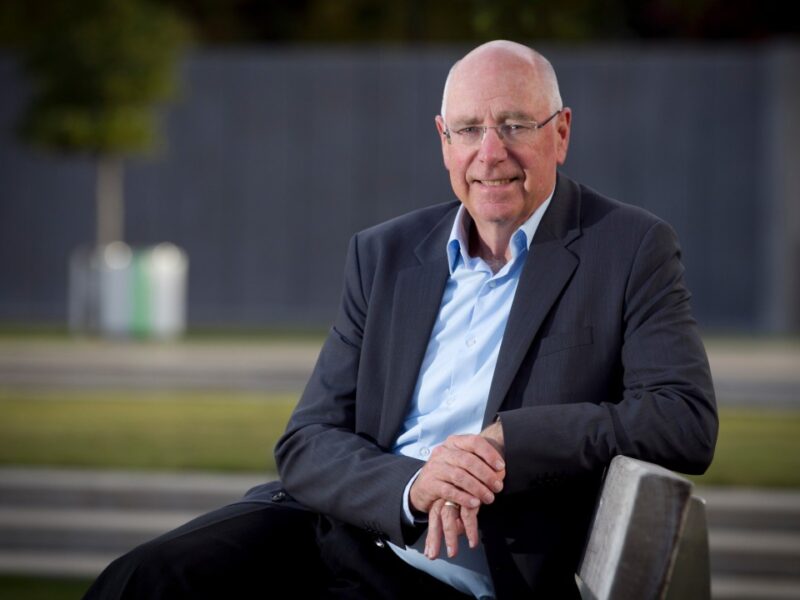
[425,500,444,559]
[434,443,505,493]
[411,435,509,514]
[439,461,504,505]
[441,502,463,558]
[427,446,503,501]
[460,505,480,549]
[445,434,506,473]
[411,466,486,513]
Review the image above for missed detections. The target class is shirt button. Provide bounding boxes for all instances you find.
[489,281,497,288]
[465,337,476,347]
[420,447,430,457]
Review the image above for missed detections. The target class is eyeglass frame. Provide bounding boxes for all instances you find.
[442,109,563,146]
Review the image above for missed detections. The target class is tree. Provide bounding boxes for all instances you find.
[16,0,188,245]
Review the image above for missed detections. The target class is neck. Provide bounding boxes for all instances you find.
[468,221,515,273]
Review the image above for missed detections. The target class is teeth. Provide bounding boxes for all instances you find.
[481,179,514,186]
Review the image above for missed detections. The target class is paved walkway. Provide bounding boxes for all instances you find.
[0,336,798,405]
[0,338,320,392]
[704,339,800,407]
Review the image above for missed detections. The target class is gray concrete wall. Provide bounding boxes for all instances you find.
[1,44,797,332]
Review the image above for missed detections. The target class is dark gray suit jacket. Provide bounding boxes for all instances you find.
[263,173,717,596]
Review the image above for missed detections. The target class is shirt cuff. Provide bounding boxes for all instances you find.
[401,469,428,525]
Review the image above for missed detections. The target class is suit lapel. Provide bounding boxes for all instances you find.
[377,207,456,448]
[483,175,583,427]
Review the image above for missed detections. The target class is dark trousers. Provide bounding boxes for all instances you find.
[83,500,472,599]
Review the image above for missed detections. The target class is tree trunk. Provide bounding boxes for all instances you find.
[96,156,125,245]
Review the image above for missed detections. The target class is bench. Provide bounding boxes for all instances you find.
[576,455,711,600]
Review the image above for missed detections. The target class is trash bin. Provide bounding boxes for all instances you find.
[68,242,189,339]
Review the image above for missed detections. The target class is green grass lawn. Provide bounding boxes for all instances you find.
[0,389,798,487]
[691,408,800,488]
[0,389,297,473]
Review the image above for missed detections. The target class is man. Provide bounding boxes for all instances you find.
[85,40,717,599]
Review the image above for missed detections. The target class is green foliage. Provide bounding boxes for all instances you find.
[292,0,613,42]
[16,0,188,155]
[20,105,158,154]
[3,0,793,48]
[164,0,793,43]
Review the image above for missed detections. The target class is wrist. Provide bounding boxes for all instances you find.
[482,418,505,455]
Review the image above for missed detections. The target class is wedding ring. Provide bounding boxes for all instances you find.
[443,500,460,509]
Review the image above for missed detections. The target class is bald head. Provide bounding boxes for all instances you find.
[440,41,562,120]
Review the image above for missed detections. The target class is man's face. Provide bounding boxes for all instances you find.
[436,49,571,232]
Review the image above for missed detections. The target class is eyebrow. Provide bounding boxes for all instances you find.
[448,110,537,127]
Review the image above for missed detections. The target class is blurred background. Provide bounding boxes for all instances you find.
[0,1,798,598]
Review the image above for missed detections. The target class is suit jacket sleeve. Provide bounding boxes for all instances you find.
[274,234,424,545]
[499,219,718,494]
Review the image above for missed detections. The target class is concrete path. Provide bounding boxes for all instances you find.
[0,468,264,578]
[0,338,320,392]
[0,468,799,599]
[0,337,798,406]
[704,339,800,408]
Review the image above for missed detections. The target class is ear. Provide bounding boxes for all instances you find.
[435,115,452,171]
[555,108,572,165]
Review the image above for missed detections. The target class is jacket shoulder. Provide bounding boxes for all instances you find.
[569,183,682,264]
[577,182,666,233]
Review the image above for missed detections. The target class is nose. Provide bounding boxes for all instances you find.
[477,126,508,163]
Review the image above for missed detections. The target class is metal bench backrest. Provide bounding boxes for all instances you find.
[577,455,711,600]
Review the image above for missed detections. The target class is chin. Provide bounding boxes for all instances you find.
[473,201,523,222]
[476,210,522,227]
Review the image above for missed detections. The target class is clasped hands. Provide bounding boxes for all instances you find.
[409,421,505,560]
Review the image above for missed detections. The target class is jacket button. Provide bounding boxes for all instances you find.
[271,491,287,502]
[374,538,385,548]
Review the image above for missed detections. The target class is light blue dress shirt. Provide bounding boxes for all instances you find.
[388,194,553,599]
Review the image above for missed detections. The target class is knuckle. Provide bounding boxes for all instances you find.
[451,470,466,486]
[458,489,474,503]
[446,434,464,446]
[436,481,450,496]
[454,451,473,468]
[455,470,476,488]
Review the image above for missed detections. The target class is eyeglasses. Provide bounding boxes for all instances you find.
[443,109,562,146]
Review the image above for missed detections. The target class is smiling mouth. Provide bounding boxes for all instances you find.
[475,177,518,186]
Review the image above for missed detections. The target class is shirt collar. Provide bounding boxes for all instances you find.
[446,188,555,275]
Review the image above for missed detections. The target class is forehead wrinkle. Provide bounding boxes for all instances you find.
[446,73,545,121]
[493,110,537,122]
